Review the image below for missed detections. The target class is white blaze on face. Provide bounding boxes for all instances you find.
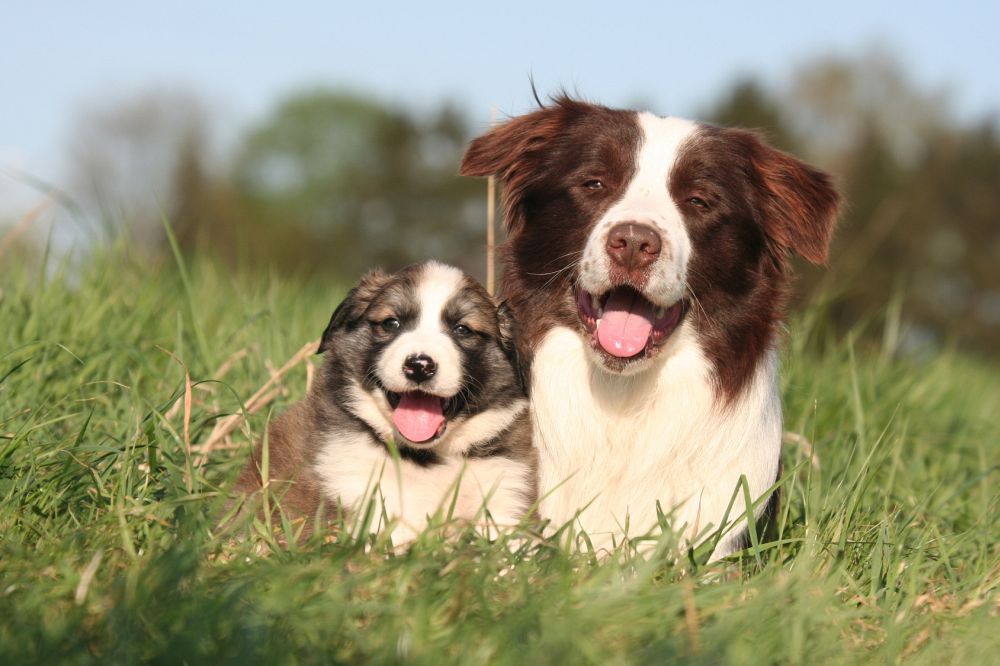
[376,261,465,398]
[578,113,698,307]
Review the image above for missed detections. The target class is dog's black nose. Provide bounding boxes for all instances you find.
[606,222,662,272]
[403,354,437,383]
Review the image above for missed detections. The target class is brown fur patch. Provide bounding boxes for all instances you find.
[670,125,839,399]
[461,97,641,372]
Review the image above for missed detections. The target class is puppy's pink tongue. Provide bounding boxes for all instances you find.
[597,290,654,358]
[392,392,445,443]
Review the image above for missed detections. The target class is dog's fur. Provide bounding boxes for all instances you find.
[461,97,839,558]
[235,261,536,543]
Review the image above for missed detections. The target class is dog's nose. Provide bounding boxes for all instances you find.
[403,354,437,383]
[606,223,662,271]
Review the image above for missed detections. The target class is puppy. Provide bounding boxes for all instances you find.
[235,261,535,543]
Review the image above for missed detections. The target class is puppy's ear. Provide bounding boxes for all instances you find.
[746,133,840,264]
[496,300,528,395]
[318,268,390,354]
[496,300,517,354]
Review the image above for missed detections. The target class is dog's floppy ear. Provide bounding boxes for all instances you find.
[318,268,390,354]
[744,132,841,265]
[459,106,562,179]
[461,97,580,234]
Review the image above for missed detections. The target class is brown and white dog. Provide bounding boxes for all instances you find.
[236,261,535,543]
[461,97,839,559]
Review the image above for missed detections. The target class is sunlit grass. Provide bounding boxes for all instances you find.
[1,244,997,664]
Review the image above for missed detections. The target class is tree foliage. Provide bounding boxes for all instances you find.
[60,58,999,356]
[707,50,1000,356]
[228,91,484,277]
[66,88,214,246]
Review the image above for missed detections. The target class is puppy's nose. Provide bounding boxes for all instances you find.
[403,354,437,383]
[606,223,662,271]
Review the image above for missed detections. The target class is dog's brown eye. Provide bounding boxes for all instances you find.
[380,318,400,331]
[453,323,471,337]
[688,196,709,209]
[583,179,604,191]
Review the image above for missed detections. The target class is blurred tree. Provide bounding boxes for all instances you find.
[169,121,211,250]
[64,88,490,281]
[59,66,998,356]
[230,90,484,278]
[901,121,1000,352]
[707,50,1000,357]
[66,88,218,248]
[786,46,948,170]
[706,78,801,153]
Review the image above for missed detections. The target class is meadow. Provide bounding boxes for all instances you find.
[1,239,997,664]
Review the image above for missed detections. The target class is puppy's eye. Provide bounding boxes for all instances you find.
[688,196,709,209]
[380,318,400,331]
[453,323,472,337]
[583,179,604,191]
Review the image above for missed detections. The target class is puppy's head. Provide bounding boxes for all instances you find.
[319,261,522,449]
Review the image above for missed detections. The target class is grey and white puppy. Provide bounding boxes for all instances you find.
[236,261,535,542]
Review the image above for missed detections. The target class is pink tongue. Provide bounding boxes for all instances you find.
[597,290,654,358]
[392,392,445,443]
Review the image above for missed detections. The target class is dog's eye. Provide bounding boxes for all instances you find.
[453,323,472,337]
[687,196,709,209]
[380,318,400,331]
[583,179,604,191]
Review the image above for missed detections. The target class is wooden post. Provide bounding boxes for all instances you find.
[486,106,497,296]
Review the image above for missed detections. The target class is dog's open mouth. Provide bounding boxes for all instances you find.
[385,390,448,443]
[576,286,685,360]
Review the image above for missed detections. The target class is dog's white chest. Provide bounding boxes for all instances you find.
[530,325,782,557]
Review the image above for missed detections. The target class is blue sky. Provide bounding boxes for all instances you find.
[2,1,998,215]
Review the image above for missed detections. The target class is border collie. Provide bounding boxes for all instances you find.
[236,261,535,543]
[461,97,839,559]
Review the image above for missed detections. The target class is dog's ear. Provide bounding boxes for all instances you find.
[744,132,840,264]
[459,106,563,178]
[318,268,390,354]
[461,98,580,234]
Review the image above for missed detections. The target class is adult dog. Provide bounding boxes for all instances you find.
[461,97,838,559]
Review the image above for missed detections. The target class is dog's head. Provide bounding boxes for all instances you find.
[318,261,523,449]
[461,97,839,388]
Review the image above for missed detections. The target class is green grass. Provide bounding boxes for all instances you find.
[1,243,998,665]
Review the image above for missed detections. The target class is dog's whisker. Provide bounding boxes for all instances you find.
[524,251,584,277]
[678,267,712,325]
[538,258,582,291]
[525,269,568,277]
[683,285,708,323]
[460,376,486,402]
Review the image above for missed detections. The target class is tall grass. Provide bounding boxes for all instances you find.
[1,244,997,664]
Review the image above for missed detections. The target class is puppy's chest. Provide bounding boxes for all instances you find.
[312,431,532,526]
